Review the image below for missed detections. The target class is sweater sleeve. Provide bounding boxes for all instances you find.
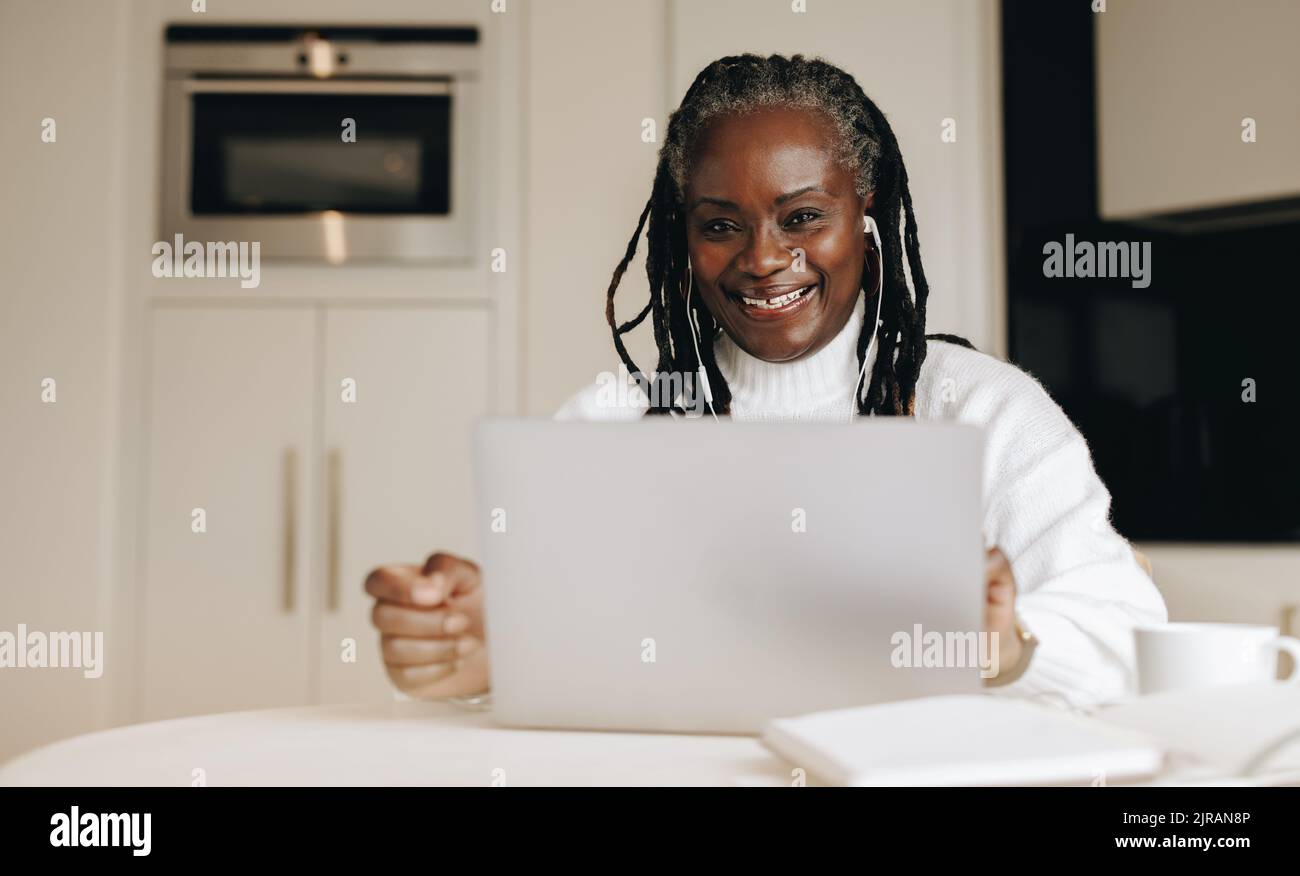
[552,370,649,422]
[922,344,1168,709]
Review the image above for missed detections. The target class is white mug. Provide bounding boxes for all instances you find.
[1134,623,1300,695]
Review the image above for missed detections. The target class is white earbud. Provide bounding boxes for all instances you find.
[849,215,885,421]
[863,215,882,254]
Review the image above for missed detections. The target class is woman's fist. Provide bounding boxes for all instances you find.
[364,551,489,699]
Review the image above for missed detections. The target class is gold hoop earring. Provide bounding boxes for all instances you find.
[683,261,721,337]
[865,244,883,289]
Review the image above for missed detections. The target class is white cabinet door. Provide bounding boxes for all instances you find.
[141,307,316,721]
[1097,0,1300,218]
[318,306,492,703]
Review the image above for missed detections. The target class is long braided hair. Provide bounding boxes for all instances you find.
[604,53,968,417]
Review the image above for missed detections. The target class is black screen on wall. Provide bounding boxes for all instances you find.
[1002,1,1300,542]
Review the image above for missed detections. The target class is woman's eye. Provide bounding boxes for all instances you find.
[787,210,822,226]
[703,220,736,234]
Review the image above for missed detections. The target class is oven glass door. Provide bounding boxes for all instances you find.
[186,82,452,216]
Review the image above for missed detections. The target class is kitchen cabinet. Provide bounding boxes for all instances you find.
[140,308,317,720]
[139,305,490,721]
[1096,0,1300,222]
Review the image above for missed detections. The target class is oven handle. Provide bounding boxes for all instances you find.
[181,78,452,96]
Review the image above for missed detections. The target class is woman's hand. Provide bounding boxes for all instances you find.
[984,547,1022,676]
[364,551,490,699]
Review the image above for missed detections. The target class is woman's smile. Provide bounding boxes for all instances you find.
[728,280,819,320]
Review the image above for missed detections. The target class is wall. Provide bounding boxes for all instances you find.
[0,0,127,762]
[522,0,666,416]
[1097,0,1300,218]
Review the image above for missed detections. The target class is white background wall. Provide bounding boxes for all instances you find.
[0,0,127,762]
[1097,0,1300,217]
[522,0,666,415]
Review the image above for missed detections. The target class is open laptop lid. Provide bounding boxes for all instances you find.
[475,418,986,734]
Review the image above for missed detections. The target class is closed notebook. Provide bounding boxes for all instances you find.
[762,695,1164,786]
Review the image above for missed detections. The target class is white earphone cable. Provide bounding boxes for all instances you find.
[848,217,885,422]
[685,267,719,421]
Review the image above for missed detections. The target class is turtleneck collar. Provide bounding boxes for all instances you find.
[712,294,874,421]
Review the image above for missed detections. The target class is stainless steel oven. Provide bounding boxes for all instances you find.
[162,25,480,263]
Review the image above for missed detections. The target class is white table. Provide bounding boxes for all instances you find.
[5,699,1295,786]
[0,700,795,787]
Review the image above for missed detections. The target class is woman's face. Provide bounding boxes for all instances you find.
[683,106,873,363]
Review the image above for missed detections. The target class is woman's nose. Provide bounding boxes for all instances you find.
[734,226,793,277]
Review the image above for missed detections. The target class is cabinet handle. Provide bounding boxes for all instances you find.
[327,448,342,613]
[282,447,297,613]
[1282,605,1297,679]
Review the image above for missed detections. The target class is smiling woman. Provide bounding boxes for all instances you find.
[365,53,1167,711]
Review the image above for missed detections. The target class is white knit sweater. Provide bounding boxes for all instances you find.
[555,299,1168,709]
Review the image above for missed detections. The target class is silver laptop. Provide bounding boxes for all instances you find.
[474,418,986,734]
